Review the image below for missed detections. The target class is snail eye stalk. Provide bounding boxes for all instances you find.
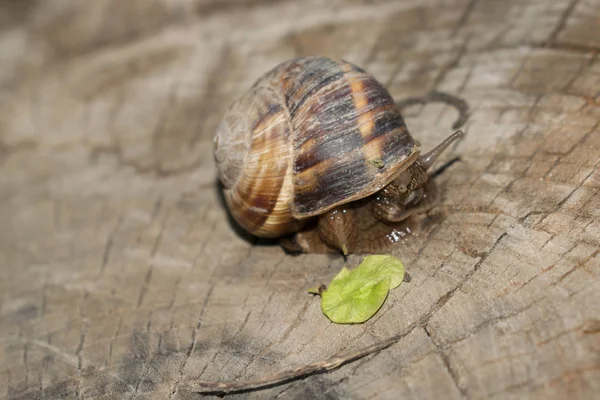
[418,130,464,169]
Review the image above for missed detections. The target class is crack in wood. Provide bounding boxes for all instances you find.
[546,0,582,46]
[75,322,88,399]
[556,249,598,283]
[237,299,312,379]
[421,232,508,327]
[447,298,541,346]
[423,326,468,399]
[452,0,479,38]
[168,284,215,399]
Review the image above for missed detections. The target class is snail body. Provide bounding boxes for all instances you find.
[214,56,463,254]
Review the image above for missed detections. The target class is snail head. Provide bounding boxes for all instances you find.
[392,130,464,207]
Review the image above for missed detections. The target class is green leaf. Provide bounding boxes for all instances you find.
[319,255,405,324]
[359,255,405,289]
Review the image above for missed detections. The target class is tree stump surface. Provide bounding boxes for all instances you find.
[1,0,599,399]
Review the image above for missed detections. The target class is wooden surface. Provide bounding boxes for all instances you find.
[1,0,599,399]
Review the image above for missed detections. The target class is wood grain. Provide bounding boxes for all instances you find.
[1,0,599,399]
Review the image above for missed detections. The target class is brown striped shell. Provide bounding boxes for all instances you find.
[213,56,421,238]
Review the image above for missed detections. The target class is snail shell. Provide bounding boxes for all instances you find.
[214,56,420,238]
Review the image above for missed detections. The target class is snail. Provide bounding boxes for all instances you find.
[213,56,464,255]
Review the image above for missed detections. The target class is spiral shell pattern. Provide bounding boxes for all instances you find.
[214,56,419,237]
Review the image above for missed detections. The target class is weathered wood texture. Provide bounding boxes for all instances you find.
[1,0,599,399]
